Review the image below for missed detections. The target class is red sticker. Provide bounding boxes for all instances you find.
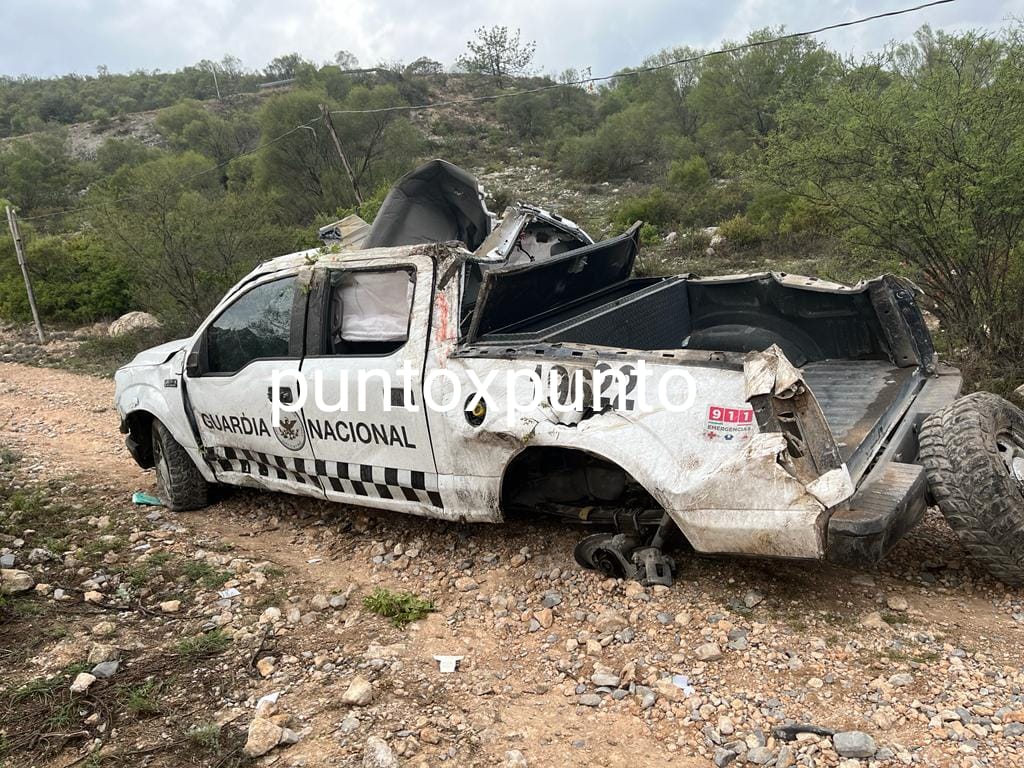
[705,405,755,440]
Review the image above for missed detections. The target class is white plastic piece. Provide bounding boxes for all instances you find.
[433,655,464,673]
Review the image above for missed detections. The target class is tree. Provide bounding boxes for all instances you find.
[154,99,259,179]
[405,57,444,77]
[263,53,310,81]
[758,27,1024,355]
[456,26,535,88]
[689,28,840,155]
[255,87,421,220]
[0,129,77,214]
[92,152,299,321]
[333,50,359,70]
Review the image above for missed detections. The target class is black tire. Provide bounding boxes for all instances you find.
[151,419,209,511]
[919,392,1024,585]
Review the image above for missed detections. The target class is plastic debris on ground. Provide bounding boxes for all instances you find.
[433,655,464,673]
[131,491,163,506]
[671,674,695,695]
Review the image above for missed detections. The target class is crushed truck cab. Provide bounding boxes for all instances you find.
[117,159,1023,587]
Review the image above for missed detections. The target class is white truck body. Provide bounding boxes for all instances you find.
[115,160,963,580]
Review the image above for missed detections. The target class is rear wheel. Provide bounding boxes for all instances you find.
[919,393,1024,585]
[151,419,209,511]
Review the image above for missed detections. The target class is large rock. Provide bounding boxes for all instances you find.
[87,643,120,664]
[0,568,33,594]
[363,736,399,768]
[695,642,723,661]
[342,675,374,706]
[833,731,876,758]
[108,311,162,337]
[244,716,284,757]
[594,610,628,634]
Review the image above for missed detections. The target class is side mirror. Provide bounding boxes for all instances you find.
[185,351,201,378]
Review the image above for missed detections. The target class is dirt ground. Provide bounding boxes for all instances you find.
[2,360,1024,768]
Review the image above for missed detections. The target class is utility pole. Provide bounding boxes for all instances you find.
[210,62,221,99]
[320,104,363,207]
[4,206,45,343]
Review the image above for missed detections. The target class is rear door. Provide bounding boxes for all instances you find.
[185,269,323,498]
[299,255,442,512]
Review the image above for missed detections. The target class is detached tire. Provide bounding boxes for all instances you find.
[919,393,1024,585]
[152,419,209,511]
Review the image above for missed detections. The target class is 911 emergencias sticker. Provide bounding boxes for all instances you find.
[705,405,756,441]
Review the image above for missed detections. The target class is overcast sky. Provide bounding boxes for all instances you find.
[2,0,1022,79]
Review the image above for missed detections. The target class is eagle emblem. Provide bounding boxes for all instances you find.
[273,415,306,451]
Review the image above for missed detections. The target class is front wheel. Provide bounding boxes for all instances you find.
[152,419,209,511]
[919,393,1024,585]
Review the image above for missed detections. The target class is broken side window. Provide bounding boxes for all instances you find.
[207,275,297,374]
[325,268,415,356]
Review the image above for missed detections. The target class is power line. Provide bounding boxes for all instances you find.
[17,0,958,223]
[329,0,960,116]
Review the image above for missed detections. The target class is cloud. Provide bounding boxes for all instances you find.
[0,0,1020,78]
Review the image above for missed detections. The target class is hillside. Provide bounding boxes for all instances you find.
[0,25,1022,394]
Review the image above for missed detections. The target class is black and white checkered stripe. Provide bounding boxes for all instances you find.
[204,446,317,486]
[203,447,443,508]
[314,459,443,508]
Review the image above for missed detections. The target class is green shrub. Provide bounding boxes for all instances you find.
[363,587,435,627]
[613,189,681,228]
[667,156,710,190]
[0,232,133,324]
[639,223,661,245]
[718,214,770,247]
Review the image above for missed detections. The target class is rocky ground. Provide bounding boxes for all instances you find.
[2,353,1024,768]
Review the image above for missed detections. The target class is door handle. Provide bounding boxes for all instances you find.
[267,386,294,405]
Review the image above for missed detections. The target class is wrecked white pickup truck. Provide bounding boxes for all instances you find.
[115,160,1024,586]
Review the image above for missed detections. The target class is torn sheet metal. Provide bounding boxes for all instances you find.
[744,344,848,493]
[668,433,828,558]
[744,343,804,400]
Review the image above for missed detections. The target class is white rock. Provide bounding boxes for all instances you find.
[505,749,529,767]
[159,600,181,613]
[260,606,282,623]
[363,736,399,768]
[83,590,104,604]
[70,672,96,693]
[108,311,162,337]
[743,589,764,608]
[309,594,330,611]
[0,568,33,594]
[342,675,374,706]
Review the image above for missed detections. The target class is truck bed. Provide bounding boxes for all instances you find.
[469,270,929,484]
[803,361,921,479]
